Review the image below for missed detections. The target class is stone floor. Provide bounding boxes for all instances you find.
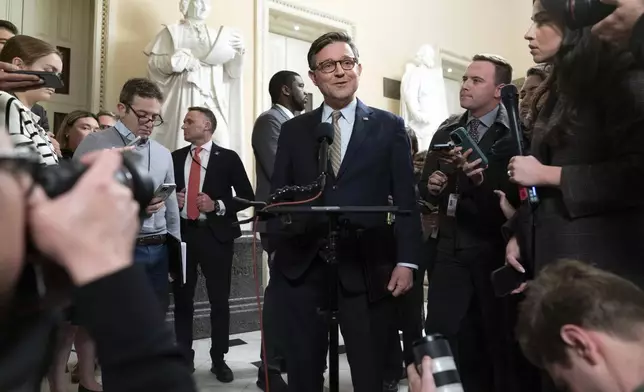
[45,330,411,392]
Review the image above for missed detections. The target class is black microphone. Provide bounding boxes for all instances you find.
[501,84,539,205]
[314,122,334,187]
[232,196,267,209]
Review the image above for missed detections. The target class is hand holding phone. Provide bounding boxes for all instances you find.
[491,265,526,297]
[153,183,177,202]
[6,70,64,89]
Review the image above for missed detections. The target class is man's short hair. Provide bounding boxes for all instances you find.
[526,64,549,80]
[517,259,644,368]
[471,53,513,85]
[0,20,19,35]
[96,110,117,119]
[188,106,217,133]
[307,32,359,71]
[119,78,163,106]
[268,70,300,104]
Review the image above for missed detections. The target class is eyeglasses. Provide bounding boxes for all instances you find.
[124,103,164,127]
[314,58,358,74]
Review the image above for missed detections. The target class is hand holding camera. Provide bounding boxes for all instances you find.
[27,150,140,286]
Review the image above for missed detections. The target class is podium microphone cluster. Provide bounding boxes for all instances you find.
[315,122,335,189]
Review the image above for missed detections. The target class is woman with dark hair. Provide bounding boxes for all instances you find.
[505,0,644,309]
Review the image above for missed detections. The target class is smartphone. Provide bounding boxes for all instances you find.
[491,265,525,297]
[431,143,454,151]
[153,183,177,202]
[7,70,64,89]
[126,136,142,147]
[449,127,489,168]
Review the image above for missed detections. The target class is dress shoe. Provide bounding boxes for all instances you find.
[256,367,288,392]
[210,361,234,383]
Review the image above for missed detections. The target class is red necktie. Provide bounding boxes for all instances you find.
[187,146,202,220]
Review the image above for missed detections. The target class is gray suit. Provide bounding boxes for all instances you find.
[250,104,290,380]
[252,105,291,203]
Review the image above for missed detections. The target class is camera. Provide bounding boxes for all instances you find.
[413,334,463,392]
[541,0,616,29]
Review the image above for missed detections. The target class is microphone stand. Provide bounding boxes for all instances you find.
[235,180,410,392]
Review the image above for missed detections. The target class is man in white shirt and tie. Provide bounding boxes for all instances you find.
[171,106,254,383]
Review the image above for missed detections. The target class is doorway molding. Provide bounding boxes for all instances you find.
[90,0,110,112]
[254,0,356,117]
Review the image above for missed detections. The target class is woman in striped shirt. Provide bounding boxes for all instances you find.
[0,35,62,166]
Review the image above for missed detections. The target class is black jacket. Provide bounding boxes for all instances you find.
[631,14,644,67]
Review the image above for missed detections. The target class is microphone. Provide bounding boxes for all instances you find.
[314,122,334,187]
[501,84,539,205]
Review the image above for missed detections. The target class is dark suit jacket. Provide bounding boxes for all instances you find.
[252,104,291,203]
[172,143,254,242]
[269,99,421,294]
[420,105,519,253]
[31,103,49,133]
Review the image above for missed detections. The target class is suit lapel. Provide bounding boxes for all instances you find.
[272,105,290,123]
[203,144,220,187]
[175,146,190,189]
[336,100,372,180]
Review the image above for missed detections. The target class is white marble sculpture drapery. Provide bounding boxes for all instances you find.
[144,0,246,163]
[400,45,449,150]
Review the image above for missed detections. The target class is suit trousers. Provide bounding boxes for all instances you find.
[172,224,233,364]
[258,247,285,374]
[425,245,507,392]
[272,258,395,392]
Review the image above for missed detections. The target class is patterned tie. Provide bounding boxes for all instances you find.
[187,146,203,220]
[468,118,481,142]
[330,111,342,175]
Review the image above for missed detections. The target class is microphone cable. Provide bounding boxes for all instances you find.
[251,190,323,392]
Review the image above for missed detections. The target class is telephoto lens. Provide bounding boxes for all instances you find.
[413,335,463,392]
[541,0,616,29]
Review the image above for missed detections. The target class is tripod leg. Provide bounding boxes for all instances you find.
[328,260,340,392]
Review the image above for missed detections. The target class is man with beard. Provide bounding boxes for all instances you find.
[251,70,307,392]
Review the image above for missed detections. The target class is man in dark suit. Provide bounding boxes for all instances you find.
[419,54,521,392]
[269,32,421,392]
[171,106,254,383]
[251,70,307,391]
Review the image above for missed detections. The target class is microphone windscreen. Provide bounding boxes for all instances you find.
[500,84,519,102]
[314,122,334,144]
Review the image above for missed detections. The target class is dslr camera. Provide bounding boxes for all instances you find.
[0,151,153,390]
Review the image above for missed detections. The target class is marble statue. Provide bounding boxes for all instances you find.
[400,45,449,150]
[144,0,246,159]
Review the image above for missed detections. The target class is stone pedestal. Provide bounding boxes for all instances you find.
[166,232,265,338]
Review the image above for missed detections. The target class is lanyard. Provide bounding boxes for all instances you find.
[113,129,150,172]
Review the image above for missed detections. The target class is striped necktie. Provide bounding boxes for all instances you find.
[330,111,342,175]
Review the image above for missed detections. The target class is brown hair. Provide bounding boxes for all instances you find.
[188,106,217,133]
[307,32,359,71]
[517,259,644,368]
[119,78,164,106]
[0,35,60,66]
[471,53,513,85]
[55,110,98,150]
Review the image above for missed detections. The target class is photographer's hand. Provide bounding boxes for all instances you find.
[592,0,644,45]
[407,356,437,392]
[27,150,140,286]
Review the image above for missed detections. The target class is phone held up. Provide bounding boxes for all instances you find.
[7,71,64,90]
[491,264,526,297]
[449,127,489,168]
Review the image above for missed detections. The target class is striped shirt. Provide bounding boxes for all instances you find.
[0,92,59,165]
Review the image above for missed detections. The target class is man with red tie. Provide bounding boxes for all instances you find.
[171,106,254,382]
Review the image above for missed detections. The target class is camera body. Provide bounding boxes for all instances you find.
[541,0,616,29]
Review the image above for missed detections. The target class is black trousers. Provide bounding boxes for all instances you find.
[172,223,234,363]
[425,245,507,392]
[272,259,395,392]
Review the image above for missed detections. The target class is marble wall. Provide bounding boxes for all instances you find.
[166,233,265,338]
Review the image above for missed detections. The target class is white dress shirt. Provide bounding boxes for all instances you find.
[275,103,294,120]
[321,99,416,270]
[181,140,226,220]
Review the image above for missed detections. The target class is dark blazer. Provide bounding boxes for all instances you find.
[252,104,291,203]
[31,103,49,133]
[269,99,421,294]
[172,143,254,242]
[420,104,520,252]
[505,69,644,287]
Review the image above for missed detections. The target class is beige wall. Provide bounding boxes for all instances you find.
[104,0,536,171]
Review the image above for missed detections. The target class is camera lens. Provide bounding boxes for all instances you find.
[413,335,463,392]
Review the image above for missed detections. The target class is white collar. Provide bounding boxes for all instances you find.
[192,140,213,152]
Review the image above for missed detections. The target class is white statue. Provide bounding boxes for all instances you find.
[400,45,449,150]
[144,0,245,158]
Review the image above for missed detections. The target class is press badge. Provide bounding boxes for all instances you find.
[447,193,460,217]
